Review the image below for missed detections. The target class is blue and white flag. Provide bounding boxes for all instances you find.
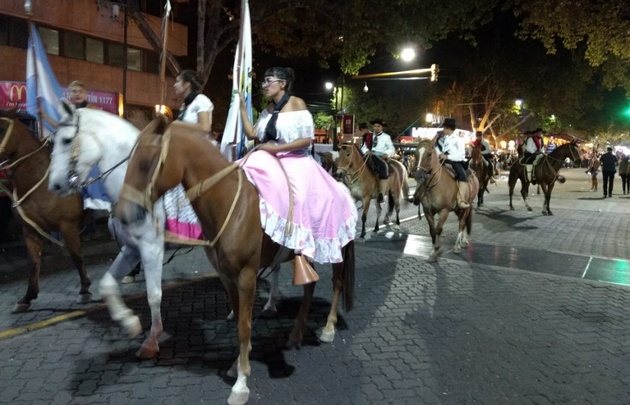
[221,0,253,161]
[26,23,63,138]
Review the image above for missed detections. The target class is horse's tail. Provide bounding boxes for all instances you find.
[341,240,355,312]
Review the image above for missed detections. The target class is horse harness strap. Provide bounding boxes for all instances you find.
[0,117,15,156]
[0,118,51,171]
[185,162,239,202]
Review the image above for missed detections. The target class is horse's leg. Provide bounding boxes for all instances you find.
[13,229,43,312]
[520,176,533,212]
[262,265,281,316]
[227,266,257,405]
[373,196,381,234]
[508,171,517,211]
[99,245,142,338]
[423,210,440,262]
[59,221,92,304]
[359,198,370,241]
[135,236,165,359]
[433,209,450,258]
[544,183,555,216]
[288,280,316,348]
[453,208,471,253]
[320,262,342,343]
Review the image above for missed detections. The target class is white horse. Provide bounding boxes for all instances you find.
[46,102,285,361]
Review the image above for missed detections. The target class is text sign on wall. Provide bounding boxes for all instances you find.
[0,81,119,115]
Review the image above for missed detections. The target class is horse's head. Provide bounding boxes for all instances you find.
[115,116,171,225]
[412,140,435,182]
[335,143,360,180]
[48,100,93,195]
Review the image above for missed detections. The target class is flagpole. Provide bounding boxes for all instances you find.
[234,0,247,158]
[159,0,172,109]
[25,0,43,139]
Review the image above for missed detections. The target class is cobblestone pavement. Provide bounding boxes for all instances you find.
[1,168,630,405]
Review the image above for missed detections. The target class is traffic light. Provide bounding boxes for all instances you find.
[430,64,439,82]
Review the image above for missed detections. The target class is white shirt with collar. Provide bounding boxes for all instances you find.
[436,131,466,161]
[363,131,396,157]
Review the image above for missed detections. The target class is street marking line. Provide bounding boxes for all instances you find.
[581,256,593,278]
[0,272,220,341]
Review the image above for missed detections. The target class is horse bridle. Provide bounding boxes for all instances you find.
[57,115,130,191]
[336,145,369,185]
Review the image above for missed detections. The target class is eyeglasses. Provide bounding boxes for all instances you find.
[262,77,284,86]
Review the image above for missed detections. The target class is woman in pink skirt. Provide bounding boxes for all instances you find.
[239,67,356,281]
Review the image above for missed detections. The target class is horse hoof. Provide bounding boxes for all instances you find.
[76,293,92,304]
[509,206,515,211]
[319,328,335,343]
[453,245,461,254]
[227,310,235,321]
[135,344,159,360]
[228,386,250,405]
[261,307,277,318]
[12,303,31,313]
[527,207,533,212]
[357,237,366,243]
[122,315,142,338]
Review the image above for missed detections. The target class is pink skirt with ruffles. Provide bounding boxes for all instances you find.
[240,151,357,264]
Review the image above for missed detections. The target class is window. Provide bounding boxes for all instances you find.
[0,16,8,46]
[39,27,59,55]
[144,51,159,74]
[127,48,142,71]
[63,32,84,60]
[107,43,124,67]
[86,38,104,63]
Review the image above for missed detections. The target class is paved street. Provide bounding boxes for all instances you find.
[1,168,630,405]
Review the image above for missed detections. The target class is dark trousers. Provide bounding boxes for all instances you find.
[0,197,12,242]
[368,155,389,180]
[446,160,468,182]
[602,171,615,196]
[620,174,629,193]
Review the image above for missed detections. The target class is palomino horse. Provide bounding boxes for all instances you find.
[412,139,479,262]
[508,141,581,215]
[0,110,91,312]
[335,143,409,240]
[469,146,493,207]
[114,119,355,405]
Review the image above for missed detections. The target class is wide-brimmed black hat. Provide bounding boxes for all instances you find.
[370,118,387,126]
[442,118,456,128]
[533,127,544,133]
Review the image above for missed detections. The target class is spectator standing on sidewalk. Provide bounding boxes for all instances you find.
[599,147,618,198]
[586,155,600,192]
[619,155,630,195]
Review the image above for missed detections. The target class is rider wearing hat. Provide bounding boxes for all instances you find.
[361,118,395,203]
[524,128,545,184]
[434,118,470,209]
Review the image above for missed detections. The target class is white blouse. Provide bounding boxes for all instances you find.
[180,94,214,124]
[254,110,314,151]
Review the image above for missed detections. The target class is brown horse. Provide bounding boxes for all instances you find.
[114,119,355,405]
[316,151,338,175]
[0,110,91,312]
[335,143,409,240]
[412,139,479,262]
[469,146,493,207]
[508,141,581,215]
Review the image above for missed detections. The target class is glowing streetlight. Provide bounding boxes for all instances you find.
[325,82,334,91]
[400,47,416,62]
[363,82,369,93]
[515,99,523,108]
[425,112,434,123]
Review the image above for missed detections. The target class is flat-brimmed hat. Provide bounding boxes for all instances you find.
[442,118,456,128]
[370,118,386,126]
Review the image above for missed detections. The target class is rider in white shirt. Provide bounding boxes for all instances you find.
[434,118,470,209]
[361,118,395,203]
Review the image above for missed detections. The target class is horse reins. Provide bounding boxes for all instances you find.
[336,145,371,185]
[0,117,62,246]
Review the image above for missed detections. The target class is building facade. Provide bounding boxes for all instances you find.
[0,0,189,126]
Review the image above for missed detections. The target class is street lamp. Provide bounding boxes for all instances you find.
[400,47,416,62]
[325,82,334,91]
[363,82,369,93]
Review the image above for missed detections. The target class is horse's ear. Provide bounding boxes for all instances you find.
[59,98,74,117]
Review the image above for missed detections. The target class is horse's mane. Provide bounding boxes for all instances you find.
[75,108,140,137]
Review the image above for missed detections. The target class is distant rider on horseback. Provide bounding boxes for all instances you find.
[361,118,395,203]
[471,131,497,182]
[523,128,545,184]
[434,118,470,209]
